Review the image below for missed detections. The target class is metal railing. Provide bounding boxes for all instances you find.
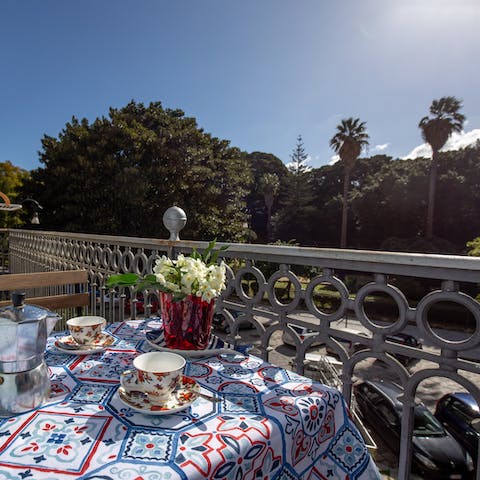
[5,208,480,479]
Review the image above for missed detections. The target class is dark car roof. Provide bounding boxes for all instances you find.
[449,392,479,413]
[387,333,411,341]
[363,380,403,406]
[386,333,419,344]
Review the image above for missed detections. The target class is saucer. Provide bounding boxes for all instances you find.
[145,328,242,358]
[117,375,200,415]
[54,332,115,355]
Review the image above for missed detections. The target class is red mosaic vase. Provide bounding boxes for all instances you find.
[160,292,215,350]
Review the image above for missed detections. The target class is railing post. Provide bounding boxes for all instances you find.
[163,206,186,259]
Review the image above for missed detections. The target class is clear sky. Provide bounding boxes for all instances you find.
[1,0,480,171]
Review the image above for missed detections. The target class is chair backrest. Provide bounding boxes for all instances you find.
[0,270,90,314]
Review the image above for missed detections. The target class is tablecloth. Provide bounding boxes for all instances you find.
[0,319,381,480]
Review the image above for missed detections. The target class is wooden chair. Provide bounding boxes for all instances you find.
[0,270,90,321]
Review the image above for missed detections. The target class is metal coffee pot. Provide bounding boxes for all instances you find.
[0,292,61,416]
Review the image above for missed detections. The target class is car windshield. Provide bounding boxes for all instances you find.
[414,407,445,436]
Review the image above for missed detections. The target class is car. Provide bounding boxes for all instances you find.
[325,328,370,356]
[435,392,480,462]
[282,325,368,350]
[354,380,474,479]
[385,332,423,366]
[326,330,422,365]
[281,324,324,347]
[212,309,253,333]
[283,325,421,365]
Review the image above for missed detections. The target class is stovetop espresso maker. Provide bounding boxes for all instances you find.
[0,292,61,416]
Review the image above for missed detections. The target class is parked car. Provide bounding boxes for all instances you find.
[384,332,423,366]
[212,309,252,333]
[282,324,324,347]
[282,325,368,350]
[354,380,474,479]
[325,328,370,356]
[326,330,422,365]
[283,325,421,365]
[435,392,480,462]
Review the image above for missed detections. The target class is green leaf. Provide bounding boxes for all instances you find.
[172,292,187,302]
[143,273,158,282]
[106,273,140,288]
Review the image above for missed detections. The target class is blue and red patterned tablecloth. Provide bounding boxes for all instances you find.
[0,319,381,480]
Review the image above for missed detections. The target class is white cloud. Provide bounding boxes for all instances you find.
[374,143,389,151]
[403,129,480,159]
[329,154,340,165]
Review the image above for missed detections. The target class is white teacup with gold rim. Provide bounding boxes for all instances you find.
[66,316,106,345]
[120,351,186,404]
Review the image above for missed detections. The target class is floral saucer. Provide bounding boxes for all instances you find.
[117,375,200,415]
[54,332,115,355]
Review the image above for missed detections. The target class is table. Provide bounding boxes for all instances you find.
[0,319,381,479]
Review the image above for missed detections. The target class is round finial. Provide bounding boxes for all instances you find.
[163,206,187,241]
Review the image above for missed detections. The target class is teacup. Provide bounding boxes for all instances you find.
[66,316,106,345]
[120,351,186,404]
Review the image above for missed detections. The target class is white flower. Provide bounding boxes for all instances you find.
[165,281,181,293]
[151,253,226,300]
[108,242,227,302]
[201,288,216,302]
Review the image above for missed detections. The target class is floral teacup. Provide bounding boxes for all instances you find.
[120,351,185,404]
[66,316,106,345]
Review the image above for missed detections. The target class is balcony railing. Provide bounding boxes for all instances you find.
[3,212,480,479]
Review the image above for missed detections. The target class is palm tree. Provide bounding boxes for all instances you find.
[330,117,369,248]
[419,96,465,239]
[258,173,280,242]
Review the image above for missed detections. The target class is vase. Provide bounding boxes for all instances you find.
[160,292,215,350]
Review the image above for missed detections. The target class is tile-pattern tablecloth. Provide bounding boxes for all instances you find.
[0,319,381,480]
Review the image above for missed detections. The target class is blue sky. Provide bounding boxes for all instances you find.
[1,0,480,171]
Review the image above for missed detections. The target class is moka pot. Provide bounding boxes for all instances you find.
[0,292,60,416]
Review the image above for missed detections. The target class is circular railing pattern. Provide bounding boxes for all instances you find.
[304,273,349,322]
[7,230,480,403]
[354,281,410,334]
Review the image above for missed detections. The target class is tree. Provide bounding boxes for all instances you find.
[0,161,30,227]
[274,136,316,244]
[419,96,465,238]
[330,118,369,248]
[286,135,311,174]
[258,173,280,242]
[22,101,252,241]
[245,152,289,243]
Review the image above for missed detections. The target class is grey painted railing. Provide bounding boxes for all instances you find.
[5,209,480,479]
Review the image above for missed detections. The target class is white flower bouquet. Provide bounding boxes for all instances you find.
[106,240,227,302]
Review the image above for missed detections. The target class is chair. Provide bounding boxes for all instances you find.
[0,270,90,329]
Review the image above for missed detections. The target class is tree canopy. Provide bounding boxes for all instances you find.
[330,117,369,248]
[0,161,30,227]
[11,98,480,254]
[22,101,252,241]
[419,96,465,238]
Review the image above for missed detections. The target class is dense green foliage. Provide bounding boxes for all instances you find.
[21,101,252,241]
[0,161,30,228]
[11,99,480,253]
[273,136,316,244]
[304,146,480,252]
[245,145,480,252]
[245,152,289,243]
